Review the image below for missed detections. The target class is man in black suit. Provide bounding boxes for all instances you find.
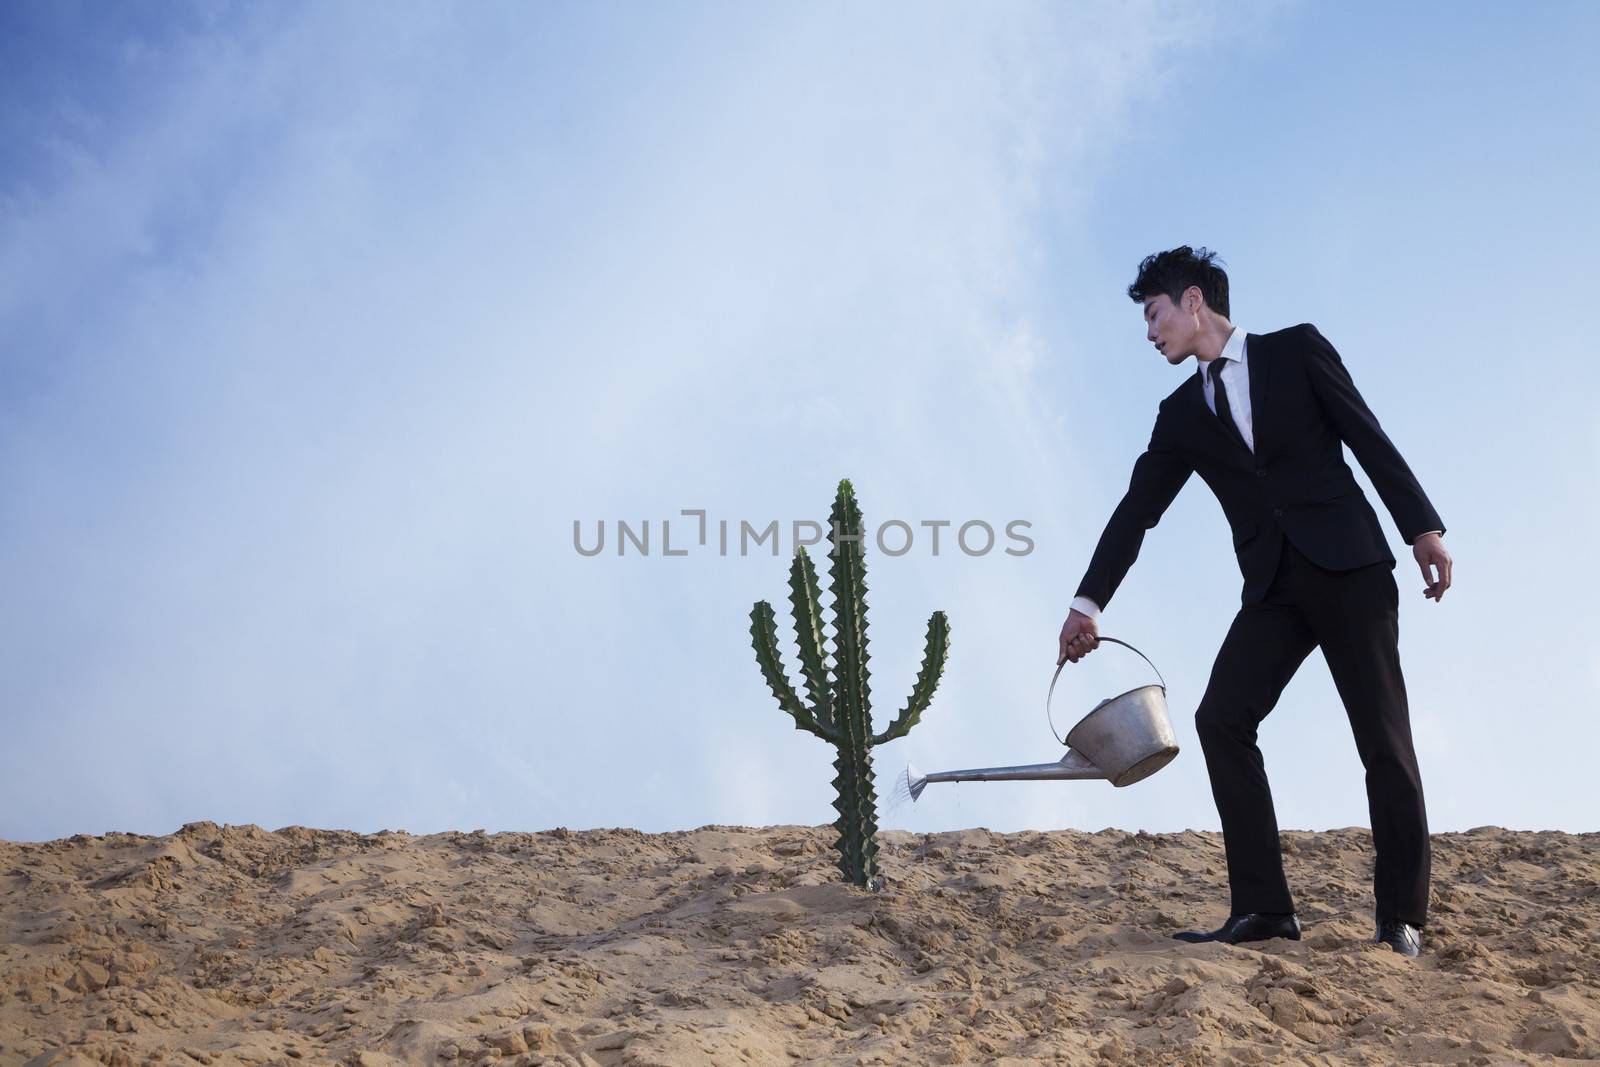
[1057,246,1452,957]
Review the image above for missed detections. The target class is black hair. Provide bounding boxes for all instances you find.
[1127,245,1230,319]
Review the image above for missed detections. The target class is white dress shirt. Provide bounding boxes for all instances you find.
[1069,325,1438,624]
[1200,325,1255,452]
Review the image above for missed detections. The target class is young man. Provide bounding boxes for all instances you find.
[1058,246,1451,957]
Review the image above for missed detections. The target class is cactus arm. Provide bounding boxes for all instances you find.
[786,548,835,733]
[750,601,835,742]
[871,610,949,746]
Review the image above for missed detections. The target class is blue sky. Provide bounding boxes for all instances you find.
[2,1,1596,842]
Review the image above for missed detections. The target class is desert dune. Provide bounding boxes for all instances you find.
[2,821,1597,1065]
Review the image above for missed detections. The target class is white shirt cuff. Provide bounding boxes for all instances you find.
[1069,595,1102,622]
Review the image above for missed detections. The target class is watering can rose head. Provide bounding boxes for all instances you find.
[748,478,949,890]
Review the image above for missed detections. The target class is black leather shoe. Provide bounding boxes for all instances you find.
[1173,912,1302,944]
[1375,918,1422,957]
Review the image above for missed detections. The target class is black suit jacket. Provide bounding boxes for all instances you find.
[1075,323,1445,609]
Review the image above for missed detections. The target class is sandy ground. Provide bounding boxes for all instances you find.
[2,820,1597,1066]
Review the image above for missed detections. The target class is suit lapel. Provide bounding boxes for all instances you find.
[1188,368,1246,458]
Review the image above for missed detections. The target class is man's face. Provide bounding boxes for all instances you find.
[1143,290,1198,365]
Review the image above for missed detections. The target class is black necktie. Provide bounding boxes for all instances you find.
[1208,359,1248,452]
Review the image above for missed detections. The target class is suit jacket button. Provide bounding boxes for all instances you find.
[1272,507,1284,517]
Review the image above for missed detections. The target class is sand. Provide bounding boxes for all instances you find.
[2,820,1597,1065]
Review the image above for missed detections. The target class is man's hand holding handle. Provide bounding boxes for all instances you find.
[1058,608,1100,666]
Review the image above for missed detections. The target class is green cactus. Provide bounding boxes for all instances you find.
[749,478,950,889]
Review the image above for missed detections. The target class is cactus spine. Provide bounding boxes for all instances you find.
[749,478,950,889]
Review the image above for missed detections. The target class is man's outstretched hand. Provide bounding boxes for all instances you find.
[1413,532,1452,602]
[1058,608,1099,666]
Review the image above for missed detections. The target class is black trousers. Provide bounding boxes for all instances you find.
[1195,534,1430,927]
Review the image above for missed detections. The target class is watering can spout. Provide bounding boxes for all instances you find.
[905,638,1179,802]
[907,748,1106,800]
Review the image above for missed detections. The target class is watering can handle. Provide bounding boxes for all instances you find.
[1046,637,1168,746]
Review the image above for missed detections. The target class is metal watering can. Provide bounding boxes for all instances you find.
[905,638,1178,801]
